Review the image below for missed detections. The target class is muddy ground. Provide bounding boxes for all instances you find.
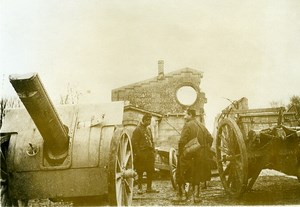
[28,170,300,206]
[131,175,300,206]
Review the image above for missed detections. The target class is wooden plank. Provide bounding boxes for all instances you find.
[238,112,296,117]
[222,107,285,114]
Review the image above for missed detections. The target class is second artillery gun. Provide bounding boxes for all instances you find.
[1,73,135,206]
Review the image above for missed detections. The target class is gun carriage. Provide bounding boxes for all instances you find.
[215,98,300,198]
[1,73,136,206]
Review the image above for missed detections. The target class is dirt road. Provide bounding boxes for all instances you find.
[132,175,300,206]
[28,172,300,206]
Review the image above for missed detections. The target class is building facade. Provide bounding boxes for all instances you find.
[112,61,207,148]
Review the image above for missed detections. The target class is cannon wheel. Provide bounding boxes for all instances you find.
[108,127,135,206]
[216,118,248,198]
[168,147,177,190]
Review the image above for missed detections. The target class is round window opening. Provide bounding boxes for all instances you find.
[176,86,197,106]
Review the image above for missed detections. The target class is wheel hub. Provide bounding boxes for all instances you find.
[121,169,136,179]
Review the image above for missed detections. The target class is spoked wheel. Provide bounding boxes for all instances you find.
[108,128,135,206]
[216,118,248,198]
[169,147,177,190]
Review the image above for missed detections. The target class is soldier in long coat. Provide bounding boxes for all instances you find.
[175,109,213,203]
[131,113,159,194]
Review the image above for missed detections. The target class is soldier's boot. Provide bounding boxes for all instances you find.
[202,181,207,189]
[172,184,184,203]
[146,172,159,193]
[184,183,191,201]
[172,192,184,203]
[193,185,202,203]
[137,183,143,195]
[136,172,144,194]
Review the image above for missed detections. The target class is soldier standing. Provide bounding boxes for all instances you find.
[132,113,159,194]
[175,108,213,203]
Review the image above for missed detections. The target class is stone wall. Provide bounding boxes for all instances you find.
[112,65,208,149]
[112,67,207,118]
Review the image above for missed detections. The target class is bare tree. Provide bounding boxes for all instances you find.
[0,96,21,129]
[269,100,285,108]
[0,98,8,128]
[287,95,300,109]
[60,83,82,105]
[7,96,21,108]
[287,95,300,120]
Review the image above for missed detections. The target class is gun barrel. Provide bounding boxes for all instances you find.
[9,73,69,159]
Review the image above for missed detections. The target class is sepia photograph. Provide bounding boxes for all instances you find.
[1,0,300,206]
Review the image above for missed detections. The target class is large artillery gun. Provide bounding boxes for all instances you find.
[1,73,135,206]
[215,97,300,198]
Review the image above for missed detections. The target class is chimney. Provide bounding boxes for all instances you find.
[158,60,164,79]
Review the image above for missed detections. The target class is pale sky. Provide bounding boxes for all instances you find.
[1,0,299,131]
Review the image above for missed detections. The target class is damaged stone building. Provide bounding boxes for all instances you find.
[111,60,207,148]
